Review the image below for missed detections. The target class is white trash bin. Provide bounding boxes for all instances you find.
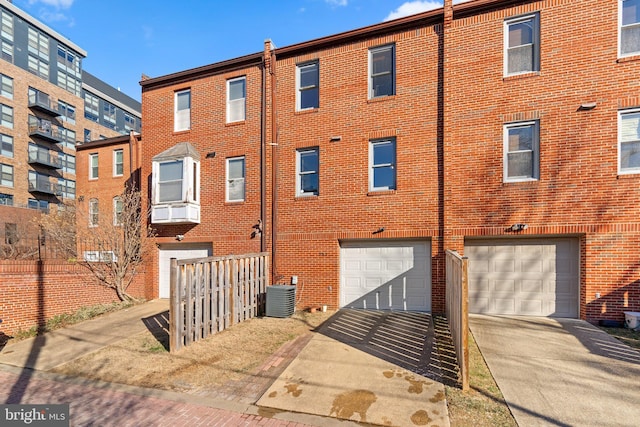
[623,312,640,329]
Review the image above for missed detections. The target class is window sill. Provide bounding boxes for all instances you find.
[617,55,640,64]
[294,108,319,116]
[173,129,191,135]
[225,120,246,127]
[367,189,397,196]
[294,194,318,201]
[367,95,396,104]
[502,179,539,185]
[503,72,540,82]
[225,200,245,205]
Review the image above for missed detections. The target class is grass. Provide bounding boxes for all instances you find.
[10,300,138,341]
[444,333,517,427]
[599,326,640,350]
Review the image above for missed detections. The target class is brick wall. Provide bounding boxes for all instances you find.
[0,260,147,336]
[444,0,640,321]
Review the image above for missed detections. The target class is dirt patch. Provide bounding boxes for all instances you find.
[50,310,333,395]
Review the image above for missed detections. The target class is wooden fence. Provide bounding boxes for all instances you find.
[446,249,469,391]
[169,252,269,352]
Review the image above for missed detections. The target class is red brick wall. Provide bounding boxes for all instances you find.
[0,260,147,336]
[141,63,265,296]
[444,0,640,321]
[273,25,443,310]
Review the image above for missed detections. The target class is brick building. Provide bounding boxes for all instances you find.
[140,0,640,323]
[0,0,141,219]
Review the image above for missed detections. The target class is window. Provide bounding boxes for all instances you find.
[113,197,123,226]
[1,133,12,158]
[124,113,136,131]
[28,55,49,79]
[103,101,116,125]
[1,9,13,42]
[504,121,539,181]
[28,28,48,59]
[89,198,99,227]
[84,129,92,142]
[174,89,190,132]
[84,92,100,122]
[157,160,184,202]
[113,149,124,176]
[0,193,12,206]
[226,156,245,202]
[59,127,76,150]
[28,199,50,213]
[619,110,640,174]
[57,45,81,76]
[0,163,12,187]
[1,103,12,128]
[89,153,99,179]
[369,139,396,191]
[621,0,640,56]
[58,100,76,124]
[297,62,319,110]
[1,73,12,99]
[505,14,540,75]
[296,148,319,196]
[58,178,75,199]
[5,223,18,245]
[1,39,11,63]
[57,70,81,96]
[60,153,75,174]
[227,77,246,123]
[369,45,395,98]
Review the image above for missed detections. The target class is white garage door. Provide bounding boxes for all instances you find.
[340,240,431,311]
[158,243,212,298]
[465,238,579,317]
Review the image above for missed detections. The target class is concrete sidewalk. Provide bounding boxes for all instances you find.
[470,315,640,427]
[0,300,170,370]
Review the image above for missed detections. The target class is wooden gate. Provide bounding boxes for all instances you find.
[446,249,469,390]
[169,252,269,352]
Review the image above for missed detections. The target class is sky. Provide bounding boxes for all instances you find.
[11,0,465,102]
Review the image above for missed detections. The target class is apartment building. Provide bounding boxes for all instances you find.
[0,0,140,226]
[140,0,639,323]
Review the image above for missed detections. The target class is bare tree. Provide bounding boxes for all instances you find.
[38,186,155,302]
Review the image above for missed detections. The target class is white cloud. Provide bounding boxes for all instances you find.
[29,0,74,8]
[384,1,442,21]
[326,0,348,6]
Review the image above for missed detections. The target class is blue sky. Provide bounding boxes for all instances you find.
[12,0,459,102]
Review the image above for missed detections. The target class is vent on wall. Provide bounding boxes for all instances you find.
[266,285,296,318]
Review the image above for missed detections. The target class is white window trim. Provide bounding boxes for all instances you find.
[368,44,395,99]
[174,89,191,132]
[296,148,319,197]
[620,0,640,57]
[113,196,123,226]
[296,61,319,111]
[503,120,540,182]
[618,108,640,174]
[227,77,246,123]
[88,198,99,228]
[89,153,98,180]
[113,149,124,177]
[368,138,396,192]
[151,157,200,205]
[503,13,540,77]
[226,156,246,202]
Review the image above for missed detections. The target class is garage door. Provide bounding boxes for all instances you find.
[465,238,579,317]
[340,240,431,311]
[158,243,212,298]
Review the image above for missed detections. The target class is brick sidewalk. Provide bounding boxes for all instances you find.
[0,333,319,427]
[0,368,313,427]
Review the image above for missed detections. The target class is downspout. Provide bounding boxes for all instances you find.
[269,43,279,283]
[260,53,267,253]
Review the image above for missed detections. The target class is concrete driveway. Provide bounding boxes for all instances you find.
[258,309,451,426]
[470,315,640,427]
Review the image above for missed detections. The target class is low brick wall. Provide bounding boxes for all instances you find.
[0,260,149,337]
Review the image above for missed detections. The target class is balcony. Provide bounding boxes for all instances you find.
[28,177,60,196]
[28,146,61,169]
[28,90,61,117]
[28,118,63,144]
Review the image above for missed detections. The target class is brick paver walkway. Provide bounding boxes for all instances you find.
[0,333,318,426]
